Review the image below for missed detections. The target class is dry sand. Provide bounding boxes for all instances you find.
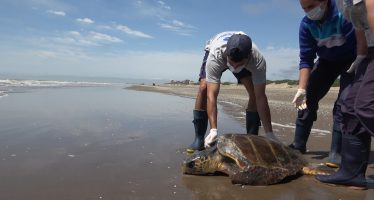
[127,83,374,196]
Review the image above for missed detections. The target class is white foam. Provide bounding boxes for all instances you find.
[220,100,331,135]
[0,79,116,100]
[271,122,330,134]
[0,90,8,99]
[0,79,112,88]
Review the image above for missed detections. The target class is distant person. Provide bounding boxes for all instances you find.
[316,0,374,189]
[187,31,280,152]
[289,0,356,168]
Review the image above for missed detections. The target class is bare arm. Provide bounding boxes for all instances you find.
[298,68,311,90]
[367,0,374,37]
[254,83,272,133]
[355,29,368,55]
[207,82,220,129]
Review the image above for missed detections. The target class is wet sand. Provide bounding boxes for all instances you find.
[127,83,374,199]
[1,85,374,200]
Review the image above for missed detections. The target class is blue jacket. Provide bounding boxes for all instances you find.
[299,0,356,69]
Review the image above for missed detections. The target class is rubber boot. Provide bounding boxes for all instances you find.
[246,111,261,135]
[325,123,342,168]
[187,110,208,152]
[288,122,312,154]
[316,133,371,189]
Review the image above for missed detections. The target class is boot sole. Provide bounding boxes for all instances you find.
[325,162,340,168]
[186,147,204,154]
[315,179,367,190]
[325,183,366,190]
[186,148,195,154]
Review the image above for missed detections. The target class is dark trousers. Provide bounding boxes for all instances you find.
[340,47,374,136]
[296,58,355,137]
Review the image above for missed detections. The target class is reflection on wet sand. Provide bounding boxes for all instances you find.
[182,174,369,200]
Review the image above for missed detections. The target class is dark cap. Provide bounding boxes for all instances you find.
[226,34,252,62]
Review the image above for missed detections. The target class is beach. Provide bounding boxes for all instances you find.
[127,83,374,199]
[0,81,373,200]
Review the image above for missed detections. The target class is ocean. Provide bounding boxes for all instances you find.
[0,78,244,200]
[0,77,372,200]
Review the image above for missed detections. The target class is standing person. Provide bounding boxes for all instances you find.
[289,0,356,168]
[316,0,374,189]
[202,31,279,148]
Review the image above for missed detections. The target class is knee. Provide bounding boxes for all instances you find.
[198,81,207,94]
[246,101,256,111]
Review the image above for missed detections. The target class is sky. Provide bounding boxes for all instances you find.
[0,0,306,82]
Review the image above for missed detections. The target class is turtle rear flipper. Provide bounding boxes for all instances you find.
[302,164,336,175]
[229,166,289,185]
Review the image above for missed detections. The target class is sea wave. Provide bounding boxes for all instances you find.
[0,79,112,88]
[0,90,8,98]
[0,79,115,99]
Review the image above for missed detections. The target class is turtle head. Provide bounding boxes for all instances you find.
[182,147,217,175]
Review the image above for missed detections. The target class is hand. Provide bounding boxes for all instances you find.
[346,55,366,73]
[204,129,218,148]
[265,132,281,143]
[297,102,307,110]
[292,89,306,110]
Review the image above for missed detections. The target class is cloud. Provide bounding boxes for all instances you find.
[157,1,171,10]
[134,1,195,36]
[242,0,302,15]
[89,31,123,43]
[0,38,301,81]
[54,31,122,46]
[76,18,94,24]
[116,25,153,38]
[33,50,58,58]
[27,0,73,11]
[159,19,195,36]
[47,10,66,16]
[134,0,171,18]
[0,44,203,80]
[261,46,300,80]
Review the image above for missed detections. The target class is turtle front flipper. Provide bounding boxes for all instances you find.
[229,166,289,185]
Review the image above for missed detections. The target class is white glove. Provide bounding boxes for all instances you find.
[297,102,307,111]
[204,129,218,148]
[292,89,306,110]
[347,55,366,73]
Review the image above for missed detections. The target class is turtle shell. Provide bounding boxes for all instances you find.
[216,134,307,185]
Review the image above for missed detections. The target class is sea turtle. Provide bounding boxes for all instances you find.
[182,133,328,185]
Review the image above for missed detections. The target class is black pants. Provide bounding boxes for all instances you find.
[296,58,355,134]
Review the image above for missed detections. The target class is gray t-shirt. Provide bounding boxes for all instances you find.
[337,0,374,46]
[205,31,267,85]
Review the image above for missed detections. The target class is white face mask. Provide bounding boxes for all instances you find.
[227,62,245,73]
[306,2,326,21]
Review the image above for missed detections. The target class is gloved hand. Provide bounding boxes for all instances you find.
[292,89,306,110]
[204,129,218,148]
[297,102,307,111]
[346,55,366,73]
[265,132,281,143]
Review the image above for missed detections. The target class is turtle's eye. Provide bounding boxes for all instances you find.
[187,161,195,168]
